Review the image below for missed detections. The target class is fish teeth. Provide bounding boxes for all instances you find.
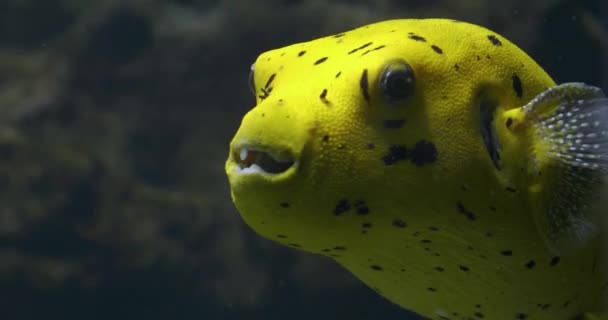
[239,163,265,175]
[240,148,249,161]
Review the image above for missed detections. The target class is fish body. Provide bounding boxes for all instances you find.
[225,19,608,320]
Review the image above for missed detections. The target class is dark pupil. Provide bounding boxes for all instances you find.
[386,71,411,99]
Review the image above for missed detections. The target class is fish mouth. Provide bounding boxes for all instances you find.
[232,145,296,175]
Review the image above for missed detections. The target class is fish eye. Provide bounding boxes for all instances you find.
[248,63,256,95]
[380,61,415,102]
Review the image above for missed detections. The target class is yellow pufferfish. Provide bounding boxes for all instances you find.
[225,19,608,320]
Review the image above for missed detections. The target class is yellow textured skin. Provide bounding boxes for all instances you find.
[225,19,607,320]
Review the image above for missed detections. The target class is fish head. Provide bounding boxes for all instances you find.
[225,19,553,255]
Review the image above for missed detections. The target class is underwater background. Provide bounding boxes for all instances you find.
[0,0,606,319]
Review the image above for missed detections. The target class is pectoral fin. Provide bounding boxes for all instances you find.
[521,83,608,254]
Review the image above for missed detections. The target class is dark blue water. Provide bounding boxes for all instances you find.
[0,1,605,319]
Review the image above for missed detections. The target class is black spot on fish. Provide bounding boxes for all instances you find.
[515,313,528,319]
[366,143,375,149]
[487,34,502,46]
[550,256,561,266]
[525,260,536,269]
[427,287,437,292]
[500,250,513,256]
[288,243,301,248]
[264,73,276,89]
[475,304,482,308]
[458,265,470,272]
[563,300,571,308]
[348,42,373,54]
[429,226,439,231]
[322,135,329,142]
[392,219,407,228]
[333,33,346,38]
[435,266,444,272]
[298,50,306,57]
[354,200,370,215]
[320,88,328,103]
[277,234,287,238]
[383,119,406,129]
[489,205,496,212]
[362,222,372,228]
[361,45,387,56]
[475,312,484,318]
[333,246,346,251]
[410,140,438,166]
[334,199,350,215]
[506,186,517,193]
[512,73,523,98]
[506,117,513,128]
[456,201,477,221]
[408,33,427,42]
[431,45,443,54]
[370,264,383,271]
[314,57,328,65]
[335,71,342,78]
[421,239,432,244]
[383,145,408,165]
[280,202,290,208]
[360,69,370,102]
[258,88,271,100]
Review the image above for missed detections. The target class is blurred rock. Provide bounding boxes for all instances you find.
[0,0,605,319]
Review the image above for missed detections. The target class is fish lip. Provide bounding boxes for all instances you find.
[230,142,298,176]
